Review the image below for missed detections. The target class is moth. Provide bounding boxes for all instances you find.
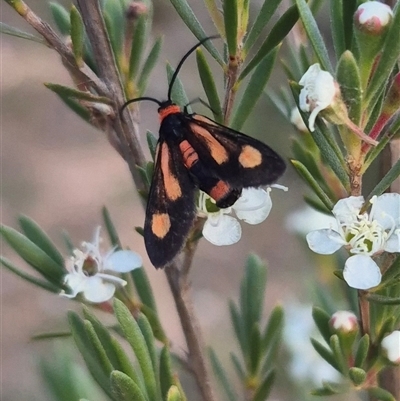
[121,37,286,268]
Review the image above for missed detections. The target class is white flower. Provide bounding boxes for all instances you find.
[330,311,359,333]
[355,1,393,33]
[299,64,337,132]
[200,185,288,246]
[61,227,142,303]
[381,331,400,364]
[290,107,308,132]
[306,194,400,290]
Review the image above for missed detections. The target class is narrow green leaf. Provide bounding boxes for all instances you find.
[103,0,125,57]
[18,215,64,267]
[310,338,340,371]
[196,48,223,123]
[138,37,163,94]
[0,256,59,293]
[160,346,174,401]
[110,371,147,401]
[329,335,346,374]
[68,312,115,399]
[311,381,344,396]
[0,22,46,44]
[290,160,335,210]
[342,0,357,50]
[70,6,85,66]
[54,94,91,123]
[252,370,275,401]
[204,0,225,37]
[232,47,278,130]
[45,83,112,104]
[304,195,331,214]
[113,300,157,401]
[330,0,345,57]
[349,367,366,386]
[229,301,247,356]
[295,0,333,73]
[365,4,400,111]
[261,305,284,352]
[166,63,190,110]
[354,334,369,368]
[365,158,400,202]
[312,307,332,345]
[0,225,64,284]
[367,294,400,305]
[101,207,122,249]
[243,0,282,54]
[129,16,148,80]
[140,304,168,343]
[137,314,157,373]
[131,267,157,312]
[209,348,237,401]
[224,0,238,57]
[368,387,396,401]
[230,352,245,380]
[167,385,183,401]
[249,324,262,374]
[146,131,158,160]
[169,0,223,65]
[336,51,362,124]
[239,4,298,81]
[49,2,71,36]
[32,330,71,340]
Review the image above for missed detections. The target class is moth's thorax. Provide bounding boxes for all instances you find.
[158,104,181,122]
[159,110,187,141]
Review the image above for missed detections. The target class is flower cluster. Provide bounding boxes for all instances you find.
[306,194,400,290]
[61,227,142,303]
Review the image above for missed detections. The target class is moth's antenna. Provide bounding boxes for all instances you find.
[120,96,162,118]
[167,35,220,101]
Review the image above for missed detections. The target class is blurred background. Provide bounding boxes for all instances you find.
[2,0,356,400]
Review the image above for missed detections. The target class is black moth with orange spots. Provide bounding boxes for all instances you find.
[121,37,286,268]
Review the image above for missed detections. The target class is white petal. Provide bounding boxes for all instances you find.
[306,229,345,254]
[202,214,242,246]
[299,64,321,86]
[299,87,310,112]
[343,255,382,290]
[381,331,400,364]
[385,231,400,253]
[82,276,116,303]
[357,2,393,25]
[105,250,143,272]
[62,273,87,298]
[370,193,400,230]
[290,107,308,131]
[233,188,272,225]
[333,196,365,224]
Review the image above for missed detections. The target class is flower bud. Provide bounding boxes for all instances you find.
[330,311,359,334]
[126,2,148,20]
[290,107,308,132]
[381,331,400,364]
[354,1,393,35]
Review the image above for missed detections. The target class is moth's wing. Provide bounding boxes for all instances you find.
[183,114,286,188]
[144,138,196,268]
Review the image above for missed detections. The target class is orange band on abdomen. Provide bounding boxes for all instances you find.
[179,140,198,168]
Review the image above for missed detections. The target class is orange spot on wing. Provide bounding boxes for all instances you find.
[190,123,228,164]
[239,145,262,168]
[159,105,181,122]
[209,180,231,202]
[179,140,198,168]
[161,143,182,201]
[192,114,218,126]
[151,213,171,239]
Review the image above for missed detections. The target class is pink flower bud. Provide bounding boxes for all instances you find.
[381,331,400,364]
[354,1,393,35]
[330,311,359,333]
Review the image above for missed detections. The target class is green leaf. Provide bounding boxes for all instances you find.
[137,314,157,373]
[230,352,245,380]
[229,301,246,356]
[140,304,168,343]
[295,0,333,73]
[329,335,346,374]
[304,195,331,214]
[336,51,362,124]
[349,367,366,386]
[146,131,158,160]
[166,63,190,110]
[159,346,175,401]
[365,158,400,202]
[18,215,64,267]
[129,15,149,80]
[131,267,157,312]
[169,0,223,65]
[45,83,112,104]
[113,300,157,401]
[0,225,64,284]
[365,4,400,112]
[367,294,400,305]
[167,385,184,401]
[231,47,278,130]
[261,305,284,352]
[209,348,237,401]
[290,160,335,211]
[239,4,298,81]
[102,207,122,249]
[68,312,115,399]
[0,256,59,293]
[311,381,345,396]
[342,0,357,50]
[110,371,147,401]
[70,6,85,66]
[0,22,46,44]
[204,0,225,37]
[310,338,340,371]
[249,324,262,374]
[138,37,163,94]
[368,387,396,401]
[103,0,125,58]
[223,0,238,57]
[196,48,223,123]
[252,370,275,401]
[243,0,282,54]
[49,2,71,36]
[52,93,91,123]
[354,334,369,368]
[330,0,345,57]
[312,306,332,345]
